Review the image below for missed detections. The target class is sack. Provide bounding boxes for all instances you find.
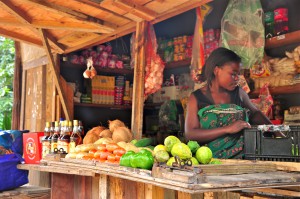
[0,154,29,191]
[0,130,24,155]
[220,0,264,68]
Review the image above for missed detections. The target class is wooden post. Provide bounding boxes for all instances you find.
[12,41,22,129]
[131,21,147,139]
[39,28,71,120]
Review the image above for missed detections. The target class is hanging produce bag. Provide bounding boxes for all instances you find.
[220,0,265,69]
[144,23,165,98]
[190,5,212,83]
[190,7,205,83]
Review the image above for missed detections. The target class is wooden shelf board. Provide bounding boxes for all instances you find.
[165,59,191,69]
[74,102,132,110]
[249,83,300,97]
[61,62,134,75]
[265,30,300,49]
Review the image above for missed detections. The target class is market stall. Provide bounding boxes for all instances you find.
[17,159,300,198]
[0,0,300,199]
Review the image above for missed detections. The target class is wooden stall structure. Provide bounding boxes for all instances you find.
[17,159,300,199]
[0,0,211,138]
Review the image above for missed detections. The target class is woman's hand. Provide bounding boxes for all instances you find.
[225,120,251,134]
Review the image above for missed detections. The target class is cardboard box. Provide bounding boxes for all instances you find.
[23,132,43,164]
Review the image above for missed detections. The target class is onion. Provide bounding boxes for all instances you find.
[83,69,91,78]
[112,127,133,143]
[99,129,112,138]
[90,67,97,79]
[108,119,125,132]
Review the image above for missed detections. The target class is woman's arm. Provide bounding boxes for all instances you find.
[185,93,250,143]
[239,88,272,125]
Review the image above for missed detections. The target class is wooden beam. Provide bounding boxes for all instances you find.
[31,20,110,33]
[39,29,71,120]
[152,0,213,24]
[73,0,133,22]
[12,41,22,130]
[0,28,42,46]
[23,0,115,33]
[64,21,136,53]
[250,188,300,197]
[0,18,107,33]
[113,0,157,21]
[64,0,211,53]
[131,21,147,139]
[0,0,65,53]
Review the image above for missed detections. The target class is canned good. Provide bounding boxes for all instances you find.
[182,35,187,43]
[174,45,180,54]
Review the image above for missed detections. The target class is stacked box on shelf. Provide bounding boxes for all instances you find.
[115,76,125,105]
[123,80,131,106]
[158,35,193,63]
[173,35,193,62]
[204,29,220,59]
[92,75,115,104]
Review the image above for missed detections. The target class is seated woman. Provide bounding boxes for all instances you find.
[185,47,272,159]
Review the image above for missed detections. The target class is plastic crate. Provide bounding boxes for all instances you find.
[244,125,300,162]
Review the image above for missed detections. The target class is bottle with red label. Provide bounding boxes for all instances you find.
[42,122,51,158]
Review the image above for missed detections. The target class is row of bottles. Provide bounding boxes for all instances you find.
[42,120,84,158]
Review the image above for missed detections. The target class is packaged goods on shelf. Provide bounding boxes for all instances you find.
[284,106,300,125]
[92,75,115,105]
[158,35,193,63]
[203,29,220,59]
[252,46,300,89]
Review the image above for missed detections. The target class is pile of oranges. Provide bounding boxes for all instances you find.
[81,143,126,164]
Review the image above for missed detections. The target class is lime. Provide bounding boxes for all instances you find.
[195,146,212,164]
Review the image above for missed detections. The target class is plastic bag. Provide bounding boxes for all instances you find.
[0,153,29,191]
[220,0,264,68]
[0,130,24,155]
[144,23,165,98]
[159,100,179,133]
[251,84,273,118]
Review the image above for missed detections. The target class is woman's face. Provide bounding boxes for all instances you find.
[214,62,240,91]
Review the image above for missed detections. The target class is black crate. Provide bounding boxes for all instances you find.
[244,126,300,162]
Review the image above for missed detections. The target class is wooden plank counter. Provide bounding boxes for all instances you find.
[17,160,300,199]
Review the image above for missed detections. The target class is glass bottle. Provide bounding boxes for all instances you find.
[42,122,51,158]
[69,120,82,153]
[58,121,70,153]
[48,122,55,145]
[78,120,84,137]
[51,121,60,153]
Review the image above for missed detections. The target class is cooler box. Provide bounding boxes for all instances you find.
[23,132,44,164]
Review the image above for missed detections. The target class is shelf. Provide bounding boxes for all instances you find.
[249,83,300,97]
[61,62,134,75]
[165,59,191,69]
[74,102,132,110]
[144,100,182,109]
[265,30,300,49]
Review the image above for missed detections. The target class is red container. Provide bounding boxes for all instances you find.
[23,132,44,164]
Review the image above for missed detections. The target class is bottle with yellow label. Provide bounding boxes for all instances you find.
[57,121,70,153]
[42,122,51,158]
[51,121,60,153]
[69,120,82,153]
